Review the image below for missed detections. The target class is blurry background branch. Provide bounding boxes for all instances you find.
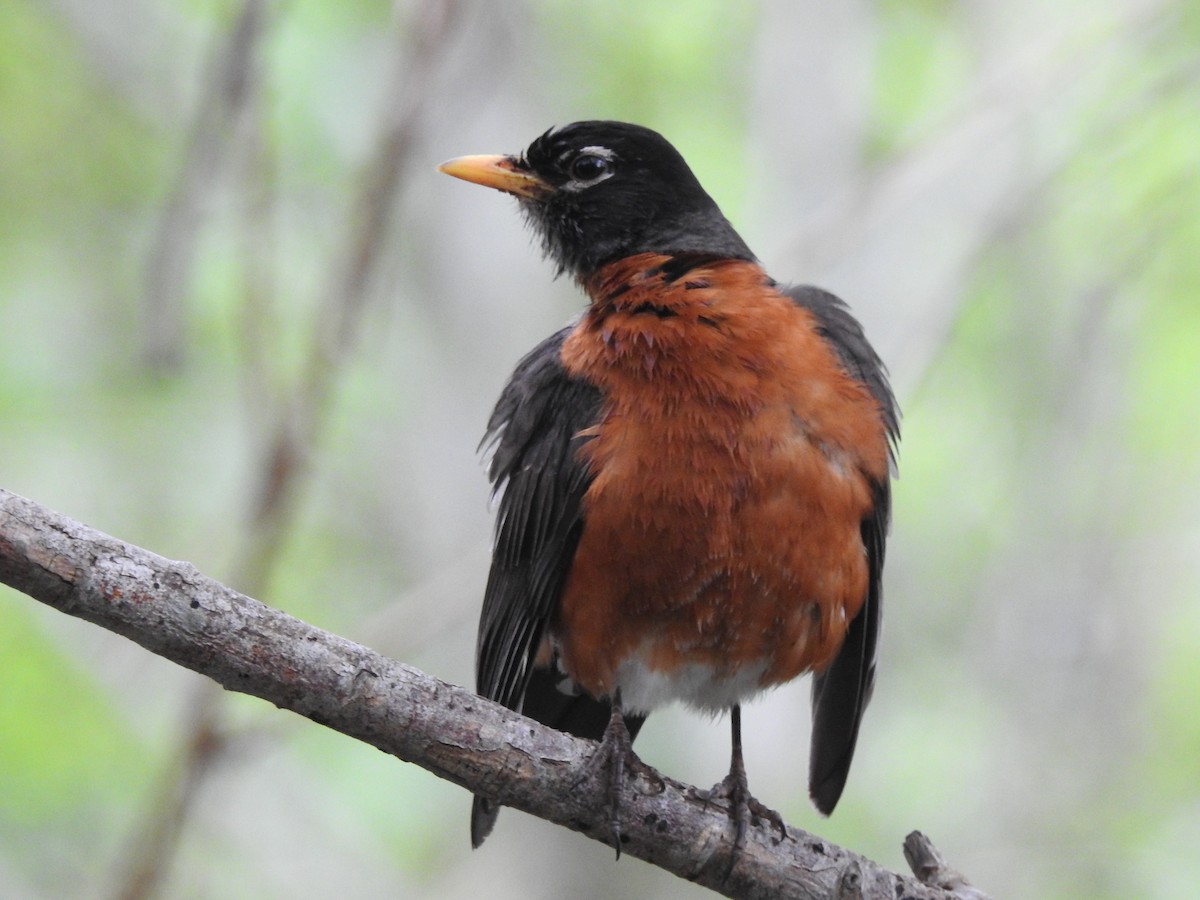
[116,1,463,898]
[139,0,271,374]
[0,488,965,900]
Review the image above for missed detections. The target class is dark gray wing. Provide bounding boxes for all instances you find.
[472,325,644,846]
[475,325,600,711]
[784,284,899,815]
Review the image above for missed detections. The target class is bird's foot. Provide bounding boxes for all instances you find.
[699,768,787,877]
[579,705,659,859]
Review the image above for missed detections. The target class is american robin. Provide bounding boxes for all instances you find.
[440,121,898,861]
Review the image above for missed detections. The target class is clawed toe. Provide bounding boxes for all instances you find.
[584,700,652,859]
[699,706,790,879]
[701,774,784,842]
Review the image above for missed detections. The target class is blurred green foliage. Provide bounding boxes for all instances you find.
[2,0,1198,898]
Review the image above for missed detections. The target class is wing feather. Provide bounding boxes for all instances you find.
[784,285,899,815]
[472,324,636,845]
[475,325,601,708]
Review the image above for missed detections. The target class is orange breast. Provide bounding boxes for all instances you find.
[556,254,889,714]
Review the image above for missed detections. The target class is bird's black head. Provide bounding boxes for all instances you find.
[440,121,754,281]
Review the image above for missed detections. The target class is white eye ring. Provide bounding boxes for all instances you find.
[562,146,616,190]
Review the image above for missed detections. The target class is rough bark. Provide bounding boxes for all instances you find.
[0,487,972,900]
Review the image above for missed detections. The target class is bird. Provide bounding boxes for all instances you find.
[439,121,898,863]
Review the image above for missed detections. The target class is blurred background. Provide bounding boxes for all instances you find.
[2,0,1198,897]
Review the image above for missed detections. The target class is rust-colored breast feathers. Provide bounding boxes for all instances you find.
[555,254,889,712]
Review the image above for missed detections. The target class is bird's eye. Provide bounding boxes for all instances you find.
[569,153,612,184]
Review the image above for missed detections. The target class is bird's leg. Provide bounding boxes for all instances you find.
[700,706,787,872]
[580,691,656,858]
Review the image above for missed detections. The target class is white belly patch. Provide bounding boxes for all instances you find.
[613,652,770,716]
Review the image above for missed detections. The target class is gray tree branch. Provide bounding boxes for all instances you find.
[0,487,969,900]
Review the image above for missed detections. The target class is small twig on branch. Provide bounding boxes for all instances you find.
[0,488,965,900]
[904,832,993,900]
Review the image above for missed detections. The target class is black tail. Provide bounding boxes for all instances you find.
[807,561,881,813]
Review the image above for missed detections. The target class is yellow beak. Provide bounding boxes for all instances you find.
[437,154,550,199]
